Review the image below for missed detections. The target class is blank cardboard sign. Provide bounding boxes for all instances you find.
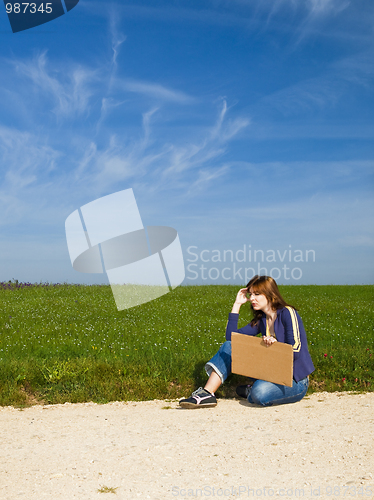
[231,333,294,387]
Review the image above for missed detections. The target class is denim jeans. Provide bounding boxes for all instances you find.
[205,340,309,407]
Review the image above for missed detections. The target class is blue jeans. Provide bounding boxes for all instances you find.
[205,340,309,407]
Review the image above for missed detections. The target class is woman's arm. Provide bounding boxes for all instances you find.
[226,288,259,341]
[231,287,249,313]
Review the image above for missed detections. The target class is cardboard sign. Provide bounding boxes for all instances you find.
[231,333,294,387]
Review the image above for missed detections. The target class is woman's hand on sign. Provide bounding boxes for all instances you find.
[262,335,277,347]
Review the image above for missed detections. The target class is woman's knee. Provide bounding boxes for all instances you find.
[249,385,273,406]
[249,379,308,407]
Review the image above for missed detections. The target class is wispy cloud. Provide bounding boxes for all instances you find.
[332,51,374,89]
[74,99,249,194]
[106,8,127,96]
[291,0,352,46]
[106,11,194,110]
[261,0,351,20]
[183,171,374,249]
[12,52,97,118]
[1,45,246,209]
[155,100,249,184]
[305,0,350,17]
[117,78,194,103]
[0,126,59,187]
[111,1,351,32]
[259,75,340,116]
[255,49,374,118]
[0,125,61,224]
[187,165,230,194]
[109,12,126,68]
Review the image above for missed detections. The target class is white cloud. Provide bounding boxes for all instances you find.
[0,125,61,225]
[256,49,374,118]
[226,0,350,23]
[109,14,126,68]
[69,98,250,197]
[12,52,97,118]
[118,78,194,103]
[259,76,340,116]
[333,51,374,89]
[157,100,249,182]
[187,165,230,194]
[0,126,59,185]
[306,0,350,16]
[1,45,250,218]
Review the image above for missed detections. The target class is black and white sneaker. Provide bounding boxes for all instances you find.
[179,387,217,409]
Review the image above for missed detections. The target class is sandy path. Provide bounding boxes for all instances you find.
[0,392,373,500]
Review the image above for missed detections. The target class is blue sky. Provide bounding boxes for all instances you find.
[0,0,373,286]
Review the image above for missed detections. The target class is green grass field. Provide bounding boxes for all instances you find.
[0,282,373,406]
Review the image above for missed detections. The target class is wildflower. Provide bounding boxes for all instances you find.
[355,378,358,382]
[324,353,327,358]
[330,356,333,359]
[342,378,346,382]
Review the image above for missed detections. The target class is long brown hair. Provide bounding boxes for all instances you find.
[246,275,296,326]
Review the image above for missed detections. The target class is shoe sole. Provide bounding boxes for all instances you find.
[179,402,217,409]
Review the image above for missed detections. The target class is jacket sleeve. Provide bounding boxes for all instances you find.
[281,307,303,361]
[225,313,260,341]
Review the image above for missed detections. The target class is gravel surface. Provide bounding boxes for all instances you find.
[1,392,373,499]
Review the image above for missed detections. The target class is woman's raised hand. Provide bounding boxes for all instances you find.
[235,288,250,305]
[231,288,249,314]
